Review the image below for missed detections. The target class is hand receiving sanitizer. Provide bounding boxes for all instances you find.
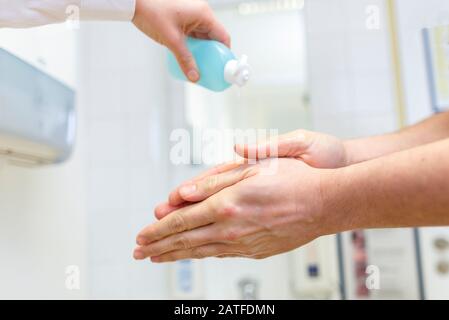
[168,37,250,92]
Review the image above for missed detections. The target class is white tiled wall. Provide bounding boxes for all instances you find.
[394,0,449,299]
[78,22,172,299]
[396,0,449,124]
[305,0,421,299]
[306,0,398,138]
[0,26,87,299]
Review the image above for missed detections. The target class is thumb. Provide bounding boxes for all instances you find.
[168,36,200,82]
[235,132,309,159]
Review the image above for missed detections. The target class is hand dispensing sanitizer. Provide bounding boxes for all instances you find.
[168,37,250,92]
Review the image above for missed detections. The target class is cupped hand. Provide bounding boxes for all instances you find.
[133,0,230,82]
[156,129,348,220]
[133,158,341,262]
[235,129,348,169]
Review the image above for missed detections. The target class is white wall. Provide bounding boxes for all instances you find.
[0,25,88,299]
[396,0,449,124]
[167,5,340,300]
[305,0,421,299]
[394,0,449,299]
[306,0,398,138]
[78,22,171,299]
[0,25,77,87]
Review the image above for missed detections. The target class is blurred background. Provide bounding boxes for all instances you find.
[1,0,449,299]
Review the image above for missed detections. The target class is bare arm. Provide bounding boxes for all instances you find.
[345,111,449,165]
[134,135,449,262]
[327,137,449,230]
[162,112,449,214]
[133,137,449,262]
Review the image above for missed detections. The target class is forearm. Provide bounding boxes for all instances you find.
[0,0,135,28]
[326,137,449,232]
[344,111,449,165]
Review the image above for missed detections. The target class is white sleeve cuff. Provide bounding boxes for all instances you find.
[81,0,136,21]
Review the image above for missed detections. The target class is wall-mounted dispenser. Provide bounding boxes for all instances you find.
[290,236,339,299]
[0,48,76,166]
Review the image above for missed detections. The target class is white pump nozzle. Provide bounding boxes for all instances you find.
[224,55,250,87]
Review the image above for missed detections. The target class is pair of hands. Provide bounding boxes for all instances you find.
[131,1,349,261]
[133,130,351,262]
[132,0,230,82]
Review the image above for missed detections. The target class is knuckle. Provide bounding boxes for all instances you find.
[203,175,220,193]
[241,165,260,179]
[178,53,193,65]
[204,198,222,220]
[148,225,162,240]
[169,213,187,233]
[191,247,206,259]
[172,235,191,250]
[164,33,181,49]
[223,228,239,242]
[218,204,238,219]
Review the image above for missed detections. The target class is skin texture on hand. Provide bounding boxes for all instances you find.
[324,137,449,230]
[133,159,341,262]
[132,0,230,82]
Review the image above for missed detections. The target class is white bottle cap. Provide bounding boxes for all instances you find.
[224,55,250,87]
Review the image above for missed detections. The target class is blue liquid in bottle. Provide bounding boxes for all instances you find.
[168,37,249,92]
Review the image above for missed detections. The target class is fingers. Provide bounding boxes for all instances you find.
[154,202,188,220]
[174,167,250,205]
[188,4,230,47]
[168,162,242,207]
[168,181,195,208]
[207,20,231,48]
[150,244,233,263]
[167,9,230,82]
[234,131,309,160]
[134,224,223,259]
[190,31,211,40]
[166,34,200,82]
[137,201,215,246]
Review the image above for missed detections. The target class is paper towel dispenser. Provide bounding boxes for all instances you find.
[0,48,76,166]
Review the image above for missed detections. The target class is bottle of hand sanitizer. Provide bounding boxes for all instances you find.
[168,37,250,92]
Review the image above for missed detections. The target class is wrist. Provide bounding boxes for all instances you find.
[319,166,363,234]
